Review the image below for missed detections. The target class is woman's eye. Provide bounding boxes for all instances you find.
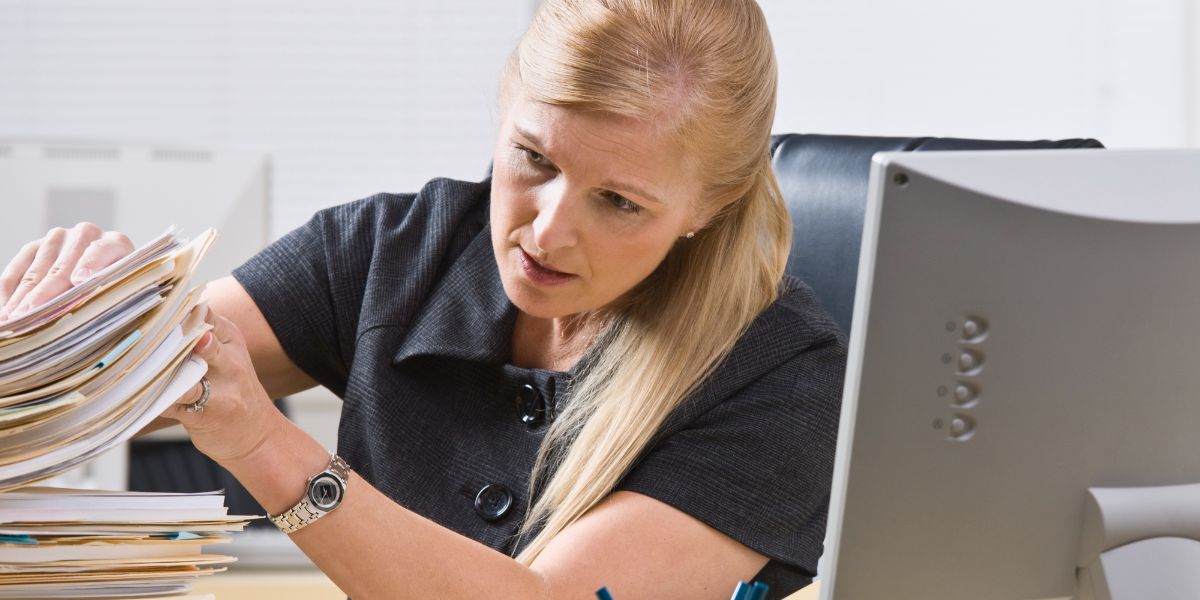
[520,146,548,167]
[605,192,642,214]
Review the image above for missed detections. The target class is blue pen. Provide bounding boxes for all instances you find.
[748,581,770,600]
[95,330,142,369]
[730,581,752,600]
[595,586,615,600]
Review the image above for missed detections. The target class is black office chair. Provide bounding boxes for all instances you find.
[769,133,1105,336]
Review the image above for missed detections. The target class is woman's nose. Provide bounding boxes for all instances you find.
[531,180,580,253]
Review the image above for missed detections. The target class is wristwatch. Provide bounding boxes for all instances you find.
[268,453,351,534]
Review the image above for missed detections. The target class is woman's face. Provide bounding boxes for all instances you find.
[490,92,703,320]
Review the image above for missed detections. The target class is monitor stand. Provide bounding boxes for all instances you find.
[1077,483,1200,600]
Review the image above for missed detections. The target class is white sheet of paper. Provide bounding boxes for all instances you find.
[0,506,228,525]
[0,580,194,598]
[0,541,204,564]
[1,488,225,505]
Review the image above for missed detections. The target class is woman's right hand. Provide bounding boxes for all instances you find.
[0,222,134,322]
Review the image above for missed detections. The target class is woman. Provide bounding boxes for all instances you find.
[0,1,845,598]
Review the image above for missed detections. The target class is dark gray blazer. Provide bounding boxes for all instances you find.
[232,177,846,598]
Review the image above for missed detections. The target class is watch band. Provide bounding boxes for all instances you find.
[269,453,351,534]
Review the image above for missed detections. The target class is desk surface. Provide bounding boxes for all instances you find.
[191,572,344,600]
[784,581,820,600]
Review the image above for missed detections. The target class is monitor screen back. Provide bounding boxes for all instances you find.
[822,149,1200,600]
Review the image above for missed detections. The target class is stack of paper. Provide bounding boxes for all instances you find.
[0,228,251,598]
[0,228,215,491]
[0,487,251,600]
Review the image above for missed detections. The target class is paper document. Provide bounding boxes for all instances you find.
[0,228,258,599]
[0,229,215,491]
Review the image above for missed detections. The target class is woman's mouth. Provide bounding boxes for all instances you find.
[519,248,577,286]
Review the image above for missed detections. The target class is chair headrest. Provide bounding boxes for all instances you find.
[770,133,1104,335]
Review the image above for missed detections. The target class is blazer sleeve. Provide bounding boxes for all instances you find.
[617,336,846,576]
[231,194,404,397]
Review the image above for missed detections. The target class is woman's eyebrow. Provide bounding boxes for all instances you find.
[513,125,548,151]
[601,179,663,205]
[512,124,565,169]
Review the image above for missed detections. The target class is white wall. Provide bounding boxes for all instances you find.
[0,0,536,236]
[0,0,1195,238]
[760,0,1193,148]
[1189,0,1200,145]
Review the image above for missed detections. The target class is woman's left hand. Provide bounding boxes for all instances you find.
[168,307,280,464]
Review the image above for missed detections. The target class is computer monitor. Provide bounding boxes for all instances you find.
[0,138,270,287]
[821,148,1200,600]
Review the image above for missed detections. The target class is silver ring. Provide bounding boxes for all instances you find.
[186,377,211,413]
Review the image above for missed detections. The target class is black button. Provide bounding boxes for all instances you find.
[474,484,513,522]
[518,384,546,427]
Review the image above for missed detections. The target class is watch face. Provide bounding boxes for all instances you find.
[308,474,344,511]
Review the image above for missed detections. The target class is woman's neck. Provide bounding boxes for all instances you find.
[511,310,599,372]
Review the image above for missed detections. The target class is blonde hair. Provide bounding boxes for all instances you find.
[505,0,791,562]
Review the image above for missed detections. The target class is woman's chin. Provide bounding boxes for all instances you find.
[501,278,579,320]
[509,292,576,320]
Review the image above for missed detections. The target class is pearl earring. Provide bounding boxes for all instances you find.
[684,231,695,239]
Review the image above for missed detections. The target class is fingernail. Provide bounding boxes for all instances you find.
[197,331,213,350]
[70,267,92,284]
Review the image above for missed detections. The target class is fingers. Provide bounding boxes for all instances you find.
[210,312,237,345]
[173,315,246,423]
[169,312,276,461]
[171,372,213,420]
[0,240,41,311]
[193,330,221,364]
[73,230,133,284]
[0,224,132,323]
[176,377,207,409]
[15,223,105,318]
[0,228,67,321]
[192,315,242,367]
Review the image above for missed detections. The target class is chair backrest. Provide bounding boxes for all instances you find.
[769,133,1105,336]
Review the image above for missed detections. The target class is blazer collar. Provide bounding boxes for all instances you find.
[392,225,517,366]
[391,228,836,398]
